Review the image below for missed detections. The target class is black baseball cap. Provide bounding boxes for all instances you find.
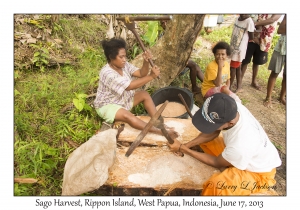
[192,93,238,133]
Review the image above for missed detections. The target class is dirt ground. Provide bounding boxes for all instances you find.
[194,35,286,196]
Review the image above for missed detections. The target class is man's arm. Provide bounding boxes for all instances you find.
[184,131,221,149]
[168,138,231,170]
[254,14,281,27]
[277,15,286,35]
[182,145,232,169]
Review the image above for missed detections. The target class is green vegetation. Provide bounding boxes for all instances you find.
[14,15,106,195]
[200,25,233,44]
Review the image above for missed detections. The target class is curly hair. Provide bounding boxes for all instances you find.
[212,41,232,56]
[101,38,127,62]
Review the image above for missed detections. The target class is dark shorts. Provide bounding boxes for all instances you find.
[242,42,268,65]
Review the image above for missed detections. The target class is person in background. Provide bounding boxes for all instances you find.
[229,14,255,93]
[93,38,178,138]
[201,41,241,103]
[240,14,282,90]
[159,20,204,93]
[180,60,204,93]
[263,15,286,107]
[167,93,281,195]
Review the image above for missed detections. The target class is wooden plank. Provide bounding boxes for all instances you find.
[117,116,201,146]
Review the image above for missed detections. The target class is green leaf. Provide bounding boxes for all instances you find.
[41,48,49,54]
[29,44,39,48]
[34,52,40,57]
[76,93,88,99]
[41,59,48,64]
[73,98,84,111]
[41,53,49,58]
[143,21,158,46]
[83,104,92,111]
[14,89,21,96]
[32,57,39,63]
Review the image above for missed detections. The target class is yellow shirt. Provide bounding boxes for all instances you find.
[201,60,230,96]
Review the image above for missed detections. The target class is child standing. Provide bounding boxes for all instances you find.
[263,15,286,107]
[230,14,255,93]
[201,41,241,103]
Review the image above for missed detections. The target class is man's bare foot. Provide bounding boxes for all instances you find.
[251,82,262,90]
[278,98,286,105]
[192,86,201,93]
[235,88,243,93]
[263,98,272,108]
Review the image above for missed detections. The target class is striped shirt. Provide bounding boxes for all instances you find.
[93,62,139,110]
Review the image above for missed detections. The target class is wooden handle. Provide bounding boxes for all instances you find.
[178,94,193,118]
[131,29,155,67]
[126,22,160,79]
[125,100,169,157]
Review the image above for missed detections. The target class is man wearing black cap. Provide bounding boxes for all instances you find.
[167,93,281,195]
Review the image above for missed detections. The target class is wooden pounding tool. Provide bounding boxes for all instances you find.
[125,100,169,157]
[153,116,174,144]
[178,93,193,118]
[153,116,184,157]
[117,16,172,79]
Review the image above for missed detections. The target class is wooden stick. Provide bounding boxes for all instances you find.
[125,100,169,157]
[14,177,38,184]
[178,93,193,118]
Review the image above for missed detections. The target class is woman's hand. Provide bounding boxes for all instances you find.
[142,50,152,62]
[150,65,160,79]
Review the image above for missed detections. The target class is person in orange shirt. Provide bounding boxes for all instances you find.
[167,93,281,195]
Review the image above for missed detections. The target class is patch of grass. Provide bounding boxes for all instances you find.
[272,141,283,150]
[201,25,233,45]
[14,16,106,195]
[241,98,250,105]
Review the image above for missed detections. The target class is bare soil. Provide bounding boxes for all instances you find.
[195,36,286,195]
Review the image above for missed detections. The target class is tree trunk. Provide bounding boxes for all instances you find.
[132,14,205,90]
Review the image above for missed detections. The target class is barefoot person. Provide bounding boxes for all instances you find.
[240,14,282,90]
[229,14,255,93]
[94,38,178,138]
[263,15,286,107]
[201,41,241,103]
[167,93,281,195]
[182,60,204,93]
